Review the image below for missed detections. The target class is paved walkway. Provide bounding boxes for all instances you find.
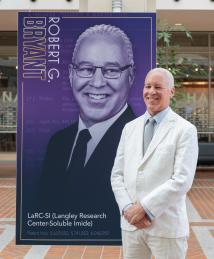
[0,173,213,258]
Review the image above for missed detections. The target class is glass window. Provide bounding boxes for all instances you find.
[175,53,209,141]
[0,32,17,152]
[171,32,209,48]
[210,47,214,142]
[158,31,214,143]
[211,33,214,51]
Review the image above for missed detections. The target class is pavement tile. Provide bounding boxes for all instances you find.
[0,173,213,258]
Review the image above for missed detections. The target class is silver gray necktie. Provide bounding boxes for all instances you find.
[143,118,156,155]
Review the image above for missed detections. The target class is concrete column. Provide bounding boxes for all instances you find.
[80,0,156,12]
[112,0,122,12]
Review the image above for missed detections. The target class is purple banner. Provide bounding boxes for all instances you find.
[17,12,156,245]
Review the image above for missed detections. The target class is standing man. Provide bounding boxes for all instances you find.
[39,24,136,237]
[111,68,198,258]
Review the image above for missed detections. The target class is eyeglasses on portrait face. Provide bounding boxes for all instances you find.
[70,63,132,79]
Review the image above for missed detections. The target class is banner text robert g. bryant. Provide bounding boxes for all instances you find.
[22,16,61,82]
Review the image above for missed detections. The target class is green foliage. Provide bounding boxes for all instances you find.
[157,19,193,108]
[157,19,192,76]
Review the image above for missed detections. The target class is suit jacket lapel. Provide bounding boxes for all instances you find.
[63,123,78,173]
[138,110,176,168]
[134,115,145,162]
[84,106,136,169]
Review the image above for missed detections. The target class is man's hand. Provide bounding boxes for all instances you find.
[124,203,152,229]
[124,202,145,225]
[133,214,152,229]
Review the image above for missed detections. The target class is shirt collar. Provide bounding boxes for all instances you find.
[78,103,128,141]
[144,107,170,124]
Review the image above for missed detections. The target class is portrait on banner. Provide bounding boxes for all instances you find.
[16,12,156,245]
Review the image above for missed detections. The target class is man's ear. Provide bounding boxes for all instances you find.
[68,64,73,87]
[128,66,136,86]
[170,87,175,98]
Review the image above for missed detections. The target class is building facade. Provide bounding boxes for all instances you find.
[0,0,213,164]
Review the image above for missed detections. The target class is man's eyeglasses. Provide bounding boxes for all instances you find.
[70,63,132,79]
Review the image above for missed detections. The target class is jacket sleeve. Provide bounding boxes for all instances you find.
[111,126,133,215]
[141,124,198,218]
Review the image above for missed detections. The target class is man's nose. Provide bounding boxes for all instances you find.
[89,68,106,88]
[149,86,157,94]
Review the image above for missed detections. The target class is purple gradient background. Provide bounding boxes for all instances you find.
[17,12,156,222]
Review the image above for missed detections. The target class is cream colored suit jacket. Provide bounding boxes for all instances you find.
[111,109,198,238]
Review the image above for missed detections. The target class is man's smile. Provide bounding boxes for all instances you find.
[87,93,109,100]
[146,96,159,102]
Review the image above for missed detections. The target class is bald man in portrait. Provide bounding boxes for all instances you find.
[38,24,136,237]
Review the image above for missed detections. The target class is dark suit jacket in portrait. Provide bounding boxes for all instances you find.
[37,106,135,236]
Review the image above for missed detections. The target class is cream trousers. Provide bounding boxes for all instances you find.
[122,229,188,259]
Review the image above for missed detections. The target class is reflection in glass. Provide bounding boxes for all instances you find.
[0,32,17,151]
